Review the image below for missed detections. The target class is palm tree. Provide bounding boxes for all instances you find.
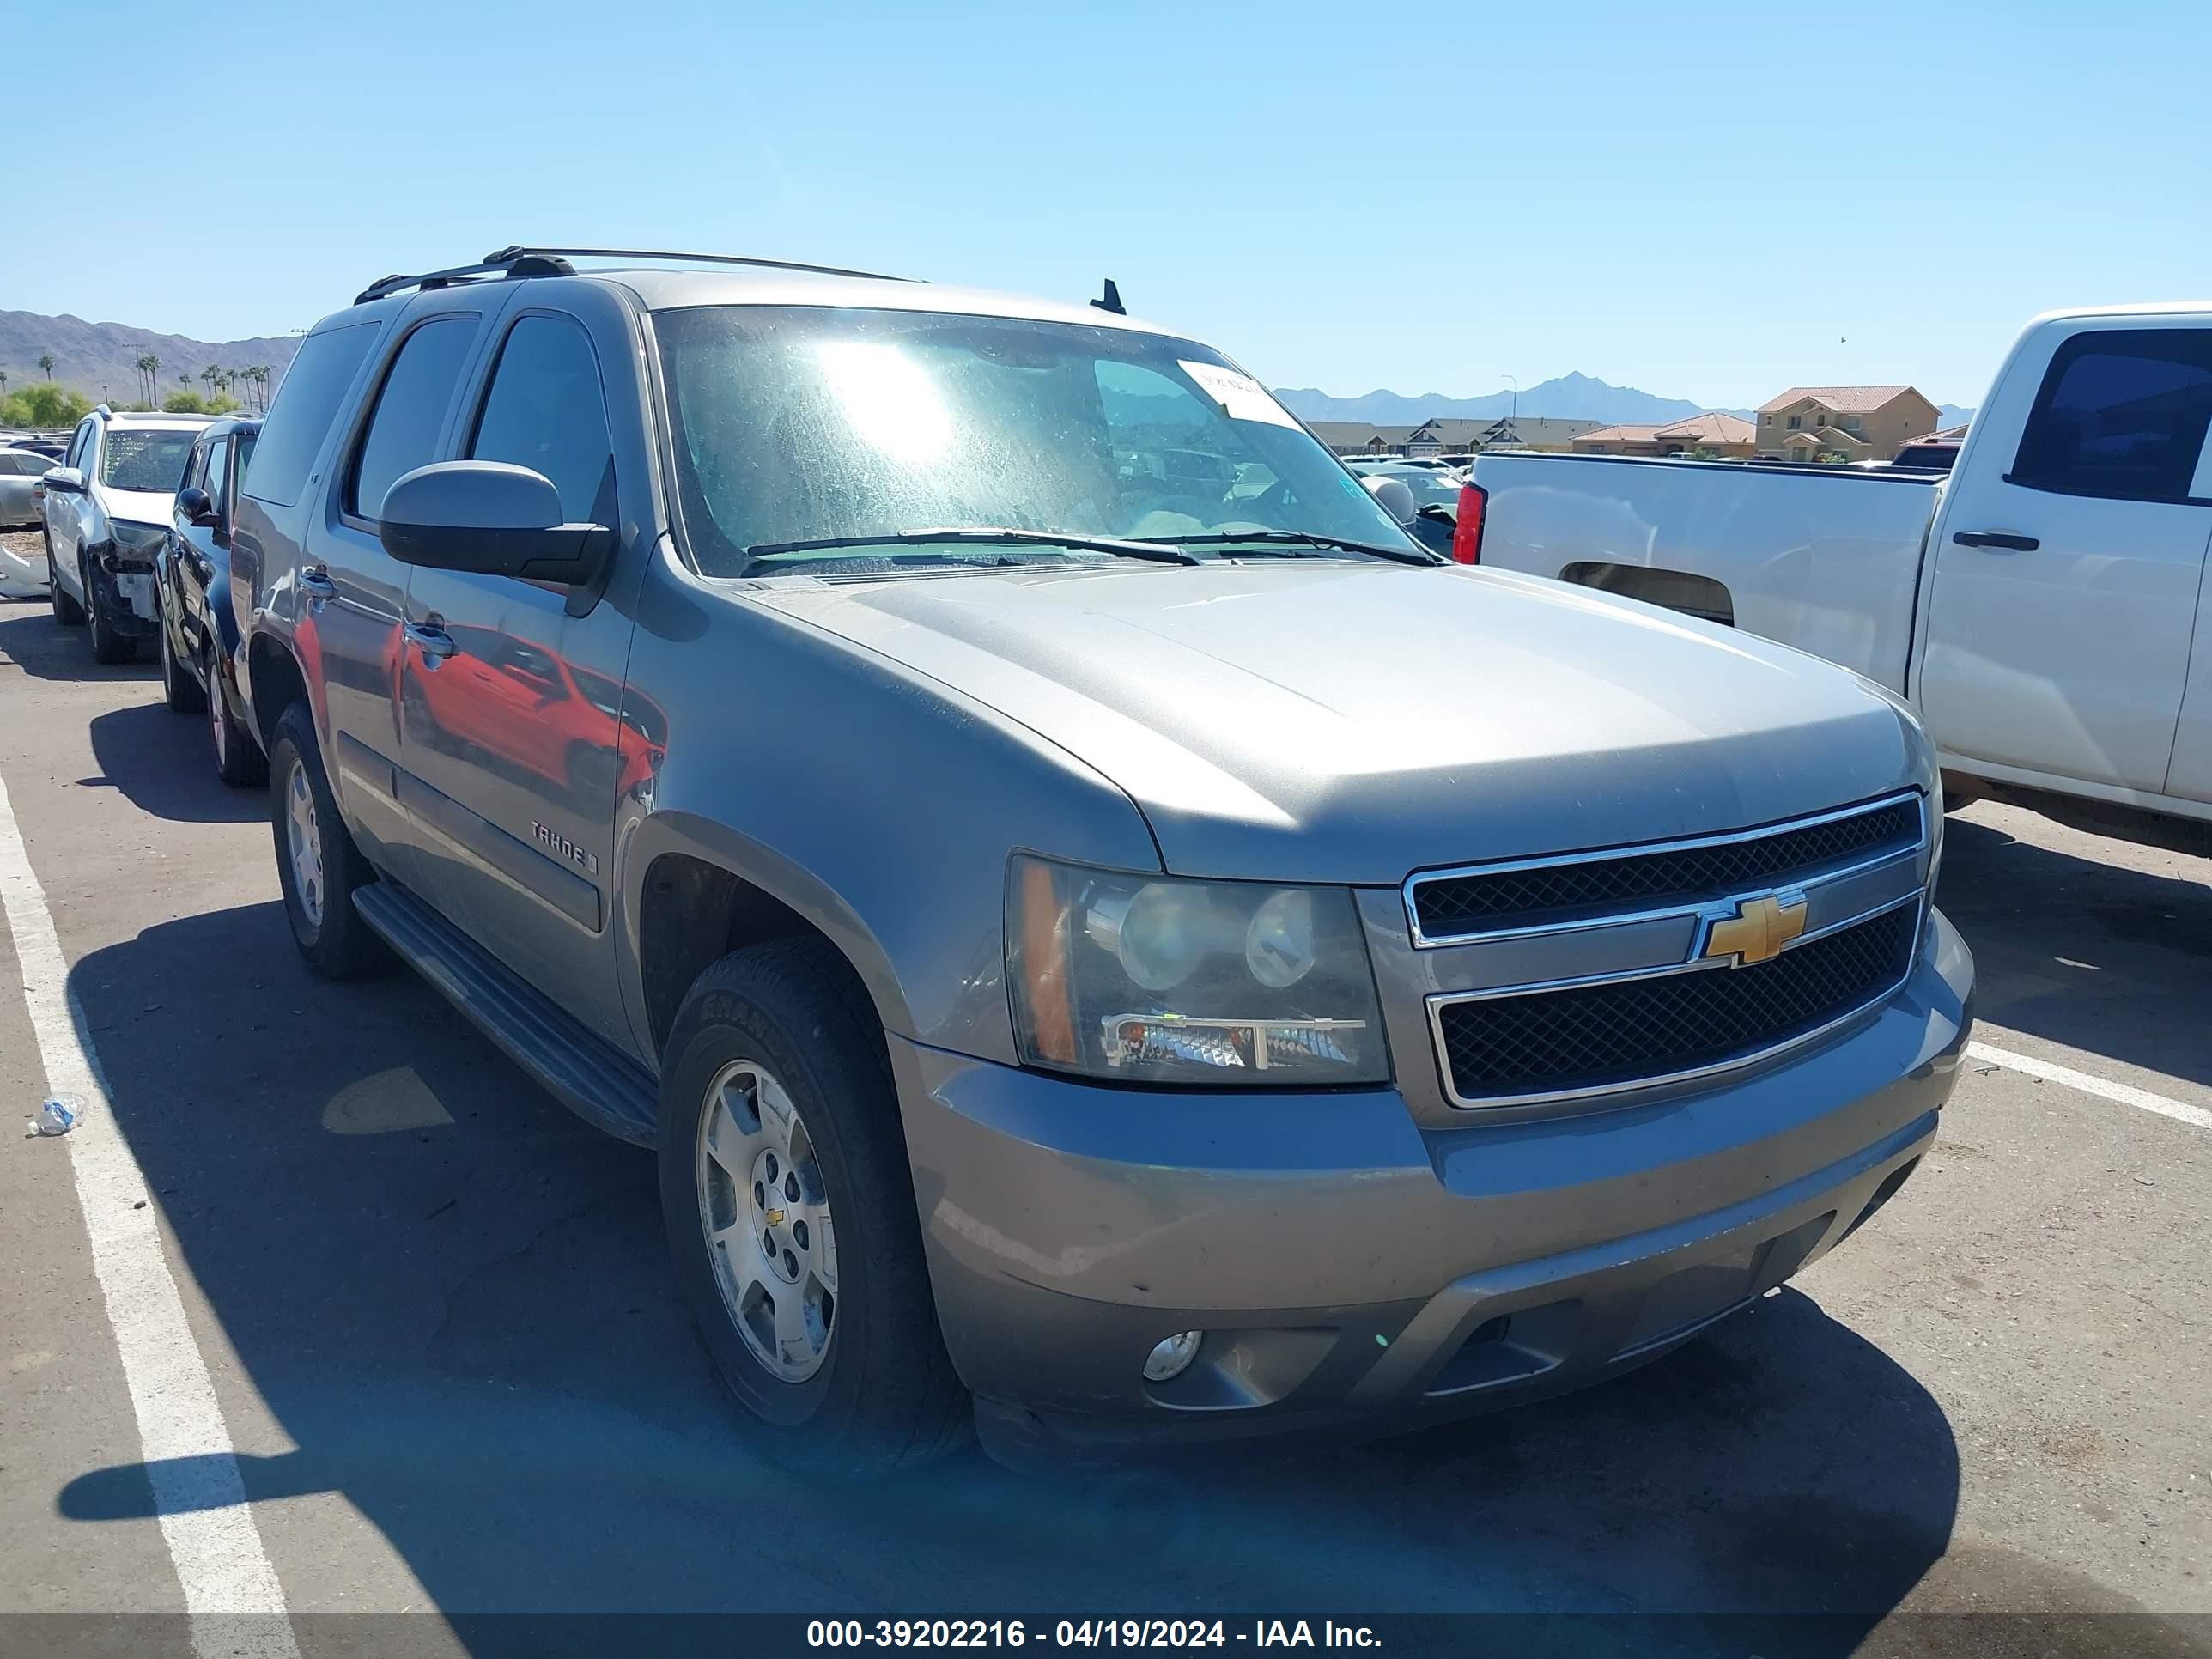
[38,354,54,380]
[144,352,162,406]
[201,364,220,405]
[0,369,9,396]
[216,369,234,408]
[256,365,273,411]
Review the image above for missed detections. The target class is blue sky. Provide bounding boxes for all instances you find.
[9,0,2206,410]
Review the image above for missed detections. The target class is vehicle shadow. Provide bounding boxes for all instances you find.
[53,901,1961,1652]
[0,609,159,684]
[1936,807,2212,1089]
[82,702,264,825]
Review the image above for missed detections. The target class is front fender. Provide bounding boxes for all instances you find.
[615,807,921,1056]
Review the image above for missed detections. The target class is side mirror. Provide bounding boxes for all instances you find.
[1362,475,1417,525]
[42,466,86,495]
[377,461,611,585]
[177,486,217,528]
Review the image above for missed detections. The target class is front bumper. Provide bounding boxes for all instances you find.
[890,908,1972,1463]
[87,551,160,634]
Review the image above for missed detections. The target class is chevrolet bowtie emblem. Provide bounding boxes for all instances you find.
[764,1207,786,1226]
[1702,892,1808,966]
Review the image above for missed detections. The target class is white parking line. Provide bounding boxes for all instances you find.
[0,769,299,1658]
[1968,1039,2212,1133]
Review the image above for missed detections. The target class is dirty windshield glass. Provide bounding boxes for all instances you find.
[100,428,199,494]
[655,306,1413,574]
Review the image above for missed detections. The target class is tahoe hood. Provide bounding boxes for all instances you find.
[752,562,1929,884]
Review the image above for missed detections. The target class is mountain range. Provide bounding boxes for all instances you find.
[1273,373,1750,428]
[0,310,301,403]
[1276,374,1974,431]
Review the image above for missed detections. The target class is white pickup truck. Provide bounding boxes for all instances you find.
[1468,304,2212,852]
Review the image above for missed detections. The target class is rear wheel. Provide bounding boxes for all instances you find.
[268,704,390,979]
[46,531,83,626]
[160,607,204,713]
[658,938,969,1476]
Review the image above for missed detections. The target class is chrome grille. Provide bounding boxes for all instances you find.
[1408,796,1921,945]
[1433,901,1918,1107]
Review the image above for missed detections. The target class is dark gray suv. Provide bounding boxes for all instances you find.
[234,246,1973,1473]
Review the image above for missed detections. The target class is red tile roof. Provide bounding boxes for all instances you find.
[1758,385,1926,415]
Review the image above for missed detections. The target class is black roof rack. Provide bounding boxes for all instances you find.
[353,245,917,307]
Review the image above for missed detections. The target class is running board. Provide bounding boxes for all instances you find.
[352,879,659,1147]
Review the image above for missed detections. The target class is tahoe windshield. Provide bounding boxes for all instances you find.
[100,428,200,494]
[655,306,1418,575]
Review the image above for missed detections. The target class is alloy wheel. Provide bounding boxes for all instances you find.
[285,759,325,928]
[695,1059,838,1383]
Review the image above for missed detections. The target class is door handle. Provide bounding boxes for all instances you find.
[297,568,337,601]
[1952,530,2039,552]
[404,622,457,660]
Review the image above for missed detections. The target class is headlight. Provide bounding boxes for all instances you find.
[1007,855,1387,1086]
[109,520,167,564]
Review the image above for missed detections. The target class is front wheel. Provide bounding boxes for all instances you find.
[85,556,135,665]
[658,938,969,1476]
[267,705,390,979]
[46,532,84,626]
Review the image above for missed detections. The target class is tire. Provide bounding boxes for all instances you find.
[209,642,267,788]
[160,608,205,713]
[86,556,136,665]
[267,704,391,979]
[46,531,84,626]
[658,938,969,1477]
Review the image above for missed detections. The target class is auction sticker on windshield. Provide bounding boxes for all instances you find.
[1178,361,1300,428]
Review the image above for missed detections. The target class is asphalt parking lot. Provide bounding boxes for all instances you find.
[1,571,2208,1657]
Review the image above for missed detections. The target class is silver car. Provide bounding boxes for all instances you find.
[234,246,1974,1474]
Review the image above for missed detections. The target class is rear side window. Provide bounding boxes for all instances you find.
[349,317,479,518]
[468,314,614,521]
[246,322,379,508]
[2010,330,2212,503]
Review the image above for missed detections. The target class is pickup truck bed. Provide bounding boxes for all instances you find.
[1472,452,1943,692]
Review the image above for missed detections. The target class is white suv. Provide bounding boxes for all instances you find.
[44,407,212,662]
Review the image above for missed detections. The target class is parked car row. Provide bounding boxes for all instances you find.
[22,246,1976,1477]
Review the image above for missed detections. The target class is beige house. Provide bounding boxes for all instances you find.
[1754,385,1939,463]
[1571,412,1756,459]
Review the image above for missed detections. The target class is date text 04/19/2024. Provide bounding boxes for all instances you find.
[805,1620,1382,1649]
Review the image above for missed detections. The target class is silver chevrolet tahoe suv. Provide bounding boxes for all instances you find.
[232,246,1975,1473]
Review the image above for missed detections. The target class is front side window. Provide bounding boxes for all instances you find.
[203,439,232,514]
[101,428,199,493]
[469,313,612,521]
[66,419,94,470]
[349,317,479,518]
[246,321,380,507]
[2010,330,2212,502]
[656,305,1413,576]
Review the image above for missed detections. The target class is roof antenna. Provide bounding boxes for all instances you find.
[1090,278,1125,316]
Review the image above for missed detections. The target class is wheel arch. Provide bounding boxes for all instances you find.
[623,812,921,1071]
[246,632,311,752]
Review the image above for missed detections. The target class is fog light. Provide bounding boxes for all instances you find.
[1143,1329,1203,1382]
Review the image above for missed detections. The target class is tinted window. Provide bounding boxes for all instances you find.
[2012,331,2212,502]
[65,419,94,470]
[469,314,613,521]
[246,322,379,507]
[1,453,46,475]
[203,439,231,514]
[349,317,478,518]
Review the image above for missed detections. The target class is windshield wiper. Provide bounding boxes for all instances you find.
[743,527,1200,570]
[1159,531,1441,568]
